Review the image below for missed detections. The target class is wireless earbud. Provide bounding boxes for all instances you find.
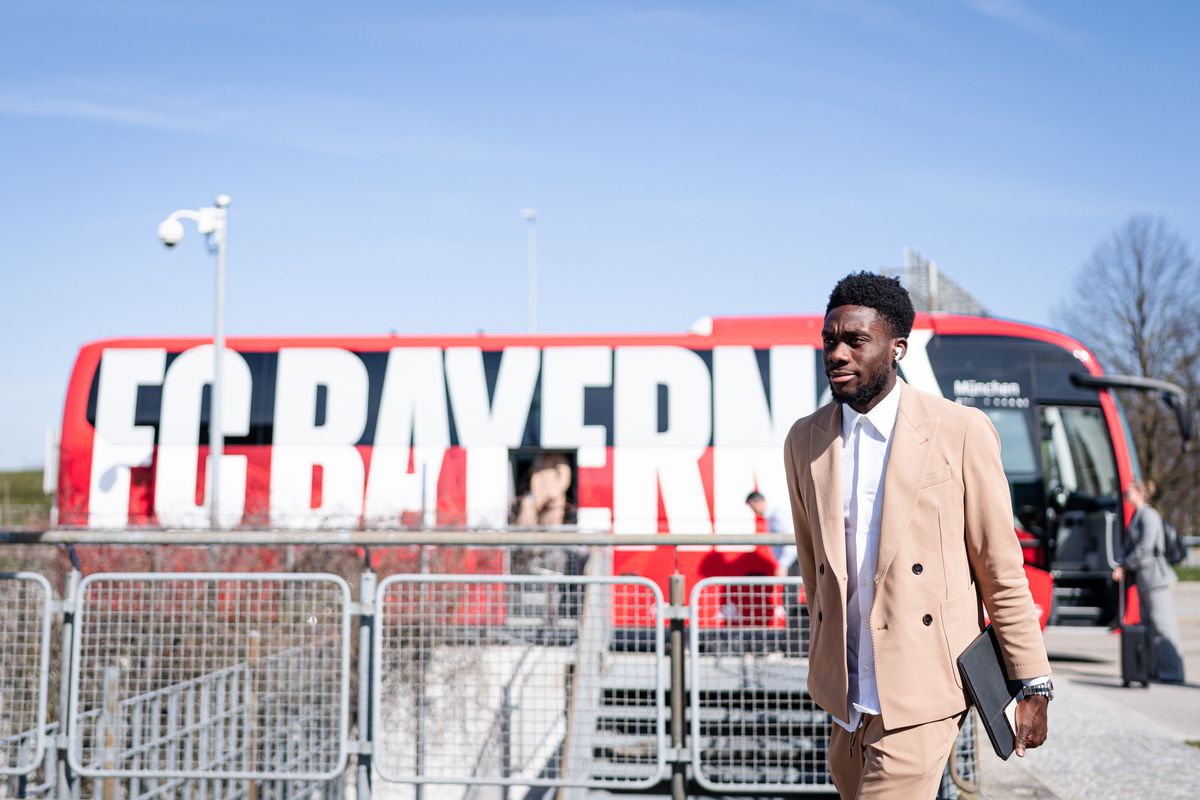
[895,348,902,360]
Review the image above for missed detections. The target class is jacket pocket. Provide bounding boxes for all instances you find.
[940,582,981,689]
[919,463,952,489]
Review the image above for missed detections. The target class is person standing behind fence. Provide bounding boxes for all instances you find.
[748,489,803,656]
[746,490,798,576]
[1112,480,1186,684]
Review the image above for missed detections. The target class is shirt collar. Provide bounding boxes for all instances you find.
[841,379,903,441]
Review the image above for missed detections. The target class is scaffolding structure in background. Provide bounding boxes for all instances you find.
[885,247,990,316]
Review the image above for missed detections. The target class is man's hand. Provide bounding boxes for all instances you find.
[1014,695,1049,756]
[1111,565,1124,583]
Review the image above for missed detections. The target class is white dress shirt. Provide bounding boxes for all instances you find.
[834,380,902,731]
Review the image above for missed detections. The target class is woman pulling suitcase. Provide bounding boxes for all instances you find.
[1112,480,1186,685]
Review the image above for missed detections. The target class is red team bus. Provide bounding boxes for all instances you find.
[55,313,1185,627]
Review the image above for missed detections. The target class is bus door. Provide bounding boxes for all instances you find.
[1037,404,1122,624]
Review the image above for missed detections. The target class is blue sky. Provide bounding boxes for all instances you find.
[2,0,1198,469]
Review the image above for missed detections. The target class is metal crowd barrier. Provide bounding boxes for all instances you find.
[0,534,983,799]
[689,576,979,798]
[67,574,352,782]
[371,573,667,790]
[0,573,53,778]
[688,577,825,792]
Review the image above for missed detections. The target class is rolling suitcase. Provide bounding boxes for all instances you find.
[1119,574,1152,687]
[1121,624,1153,687]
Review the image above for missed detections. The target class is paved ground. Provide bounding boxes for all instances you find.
[977,581,1200,800]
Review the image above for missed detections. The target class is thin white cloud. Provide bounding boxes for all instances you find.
[0,94,212,134]
[0,86,363,156]
[0,81,543,165]
[969,0,1078,45]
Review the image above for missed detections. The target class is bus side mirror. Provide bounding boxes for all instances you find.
[1160,392,1193,449]
[1070,372,1192,451]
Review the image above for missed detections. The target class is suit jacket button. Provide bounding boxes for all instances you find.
[819,563,825,575]
[912,563,923,575]
[818,611,823,622]
[922,613,933,626]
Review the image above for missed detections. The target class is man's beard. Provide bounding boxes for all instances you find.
[832,364,890,407]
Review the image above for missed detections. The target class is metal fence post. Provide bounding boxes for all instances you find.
[500,683,512,800]
[57,566,80,800]
[245,630,261,800]
[415,550,428,800]
[100,666,121,800]
[357,571,375,800]
[669,574,686,800]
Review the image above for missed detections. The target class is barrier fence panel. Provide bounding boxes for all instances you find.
[372,574,667,790]
[0,572,53,777]
[67,573,352,782]
[689,576,980,798]
[689,576,829,793]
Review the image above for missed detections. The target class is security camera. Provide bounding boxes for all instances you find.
[157,217,185,248]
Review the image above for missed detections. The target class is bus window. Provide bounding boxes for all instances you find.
[1040,406,1119,507]
[982,408,1043,542]
[509,450,577,526]
[982,408,1038,476]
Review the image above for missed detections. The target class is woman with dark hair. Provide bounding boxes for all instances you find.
[1112,480,1186,683]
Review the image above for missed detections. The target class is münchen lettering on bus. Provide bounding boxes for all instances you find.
[81,345,820,532]
[952,379,1030,409]
[952,379,1022,397]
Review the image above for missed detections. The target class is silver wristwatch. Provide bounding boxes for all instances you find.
[1020,679,1054,701]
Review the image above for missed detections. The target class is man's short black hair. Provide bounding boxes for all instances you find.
[745,491,765,504]
[826,271,915,339]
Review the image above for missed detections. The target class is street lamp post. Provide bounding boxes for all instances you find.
[520,208,538,333]
[157,195,231,529]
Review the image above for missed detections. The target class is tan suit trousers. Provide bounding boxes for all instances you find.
[828,712,965,799]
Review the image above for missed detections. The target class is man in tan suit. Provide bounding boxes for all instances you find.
[784,272,1051,798]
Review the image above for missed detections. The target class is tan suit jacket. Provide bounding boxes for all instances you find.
[783,381,1050,729]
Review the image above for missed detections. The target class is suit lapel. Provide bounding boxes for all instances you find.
[809,403,847,579]
[875,383,939,583]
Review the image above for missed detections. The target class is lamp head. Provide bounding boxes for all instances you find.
[157,217,185,248]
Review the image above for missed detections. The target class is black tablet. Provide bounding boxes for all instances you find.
[957,624,1024,760]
